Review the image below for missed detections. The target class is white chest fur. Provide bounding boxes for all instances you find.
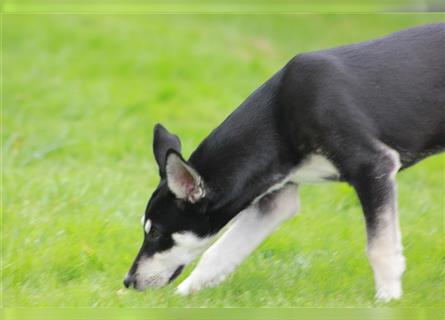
[252,154,340,206]
[290,154,340,183]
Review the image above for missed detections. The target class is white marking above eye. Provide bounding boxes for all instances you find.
[144,219,152,234]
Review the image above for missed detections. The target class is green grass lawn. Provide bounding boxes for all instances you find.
[3,13,444,307]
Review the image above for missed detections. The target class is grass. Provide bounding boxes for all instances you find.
[3,13,444,307]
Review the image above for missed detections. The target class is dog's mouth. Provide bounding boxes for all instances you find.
[168,265,185,283]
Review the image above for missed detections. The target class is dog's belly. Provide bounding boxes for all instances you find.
[289,154,340,183]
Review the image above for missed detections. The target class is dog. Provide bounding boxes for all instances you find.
[123,23,444,302]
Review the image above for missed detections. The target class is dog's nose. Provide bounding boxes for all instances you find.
[123,275,136,288]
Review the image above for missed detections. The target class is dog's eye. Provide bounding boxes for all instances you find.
[149,228,162,241]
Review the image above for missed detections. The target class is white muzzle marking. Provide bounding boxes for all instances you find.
[133,232,211,290]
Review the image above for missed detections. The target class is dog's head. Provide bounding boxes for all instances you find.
[123,124,212,290]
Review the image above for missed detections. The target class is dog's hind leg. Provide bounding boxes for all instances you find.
[349,147,405,302]
[176,183,299,295]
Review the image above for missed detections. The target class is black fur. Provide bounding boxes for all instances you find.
[125,24,445,287]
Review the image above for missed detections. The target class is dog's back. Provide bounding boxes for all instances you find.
[279,23,445,167]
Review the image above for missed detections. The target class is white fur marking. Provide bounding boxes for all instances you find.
[176,184,299,295]
[366,146,404,302]
[134,232,211,289]
[252,155,338,206]
[367,208,405,302]
[291,154,339,183]
[144,219,152,234]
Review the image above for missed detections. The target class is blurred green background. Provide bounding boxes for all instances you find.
[3,5,444,308]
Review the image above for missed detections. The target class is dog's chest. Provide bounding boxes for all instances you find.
[289,154,340,183]
[253,154,340,206]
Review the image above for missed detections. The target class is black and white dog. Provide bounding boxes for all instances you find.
[124,24,444,302]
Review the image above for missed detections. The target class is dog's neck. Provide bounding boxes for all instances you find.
[188,70,297,233]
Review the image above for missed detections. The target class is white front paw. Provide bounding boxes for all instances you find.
[176,279,194,296]
[375,283,402,302]
[175,278,207,296]
[176,273,226,296]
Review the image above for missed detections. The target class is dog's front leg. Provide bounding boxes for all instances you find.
[176,183,299,295]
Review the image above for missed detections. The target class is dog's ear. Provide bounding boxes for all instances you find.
[153,123,181,177]
[165,150,206,203]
